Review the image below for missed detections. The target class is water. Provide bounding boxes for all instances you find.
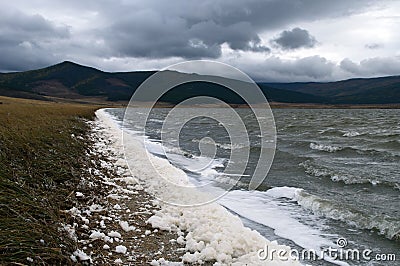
[107,108,399,265]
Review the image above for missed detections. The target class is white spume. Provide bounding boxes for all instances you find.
[95,109,300,265]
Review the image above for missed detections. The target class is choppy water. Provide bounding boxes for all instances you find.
[108,108,399,265]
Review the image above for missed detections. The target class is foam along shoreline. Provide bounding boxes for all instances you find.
[95,108,301,265]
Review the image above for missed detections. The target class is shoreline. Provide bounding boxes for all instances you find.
[63,112,186,264]
[0,97,298,265]
[2,94,399,109]
[115,101,400,109]
[95,108,301,265]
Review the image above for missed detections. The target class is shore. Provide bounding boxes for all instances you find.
[106,100,400,109]
[12,94,399,109]
[0,96,183,264]
[0,96,300,265]
[92,109,301,265]
[63,111,186,264]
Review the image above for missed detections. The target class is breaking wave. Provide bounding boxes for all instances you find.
[267,187,400,241]
[342,131,361,137]
[191,138,247,150]
[310,143,342,152]
[300,160,400,189]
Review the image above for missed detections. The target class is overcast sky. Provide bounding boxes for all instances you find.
[1,0,400,81]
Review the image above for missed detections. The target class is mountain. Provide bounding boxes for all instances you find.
[262,76,400,104]
[0,61,399,105]
[0,61,155,101]
[0,61,326,104]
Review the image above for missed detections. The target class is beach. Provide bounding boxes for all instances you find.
[73,108,300,265]
[104,106,399,265]
[1,98,397,265]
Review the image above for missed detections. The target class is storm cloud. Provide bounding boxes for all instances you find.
[243,56,336,82]
[0,0,399,81]
[0,9,69,71]
[272,28,317,50]
[340,57,400,76]
[97,0,370,58]
[104,18,271,59]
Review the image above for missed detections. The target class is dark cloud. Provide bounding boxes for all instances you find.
[266,56,334,79]
[340,57,400,76]
[272,27,317,50]
[97,0,372,59]
[340,58,361,74]
[103,15,270,59]
[103,15,222,59]
[158,0,374,31]
[243,56,335,82]
[0,9,69,39]
[0,0,390,82]
[0,42,57,72]
[0,9,69,71]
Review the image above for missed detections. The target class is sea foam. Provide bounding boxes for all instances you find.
[310,142,342,152]
[96,109,300,265]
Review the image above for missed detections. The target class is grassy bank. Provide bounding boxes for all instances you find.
[0,96,99,264]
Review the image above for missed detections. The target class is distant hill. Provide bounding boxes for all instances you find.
[0,61,155,102]
[0,61,399,105]
[262,76,400,104]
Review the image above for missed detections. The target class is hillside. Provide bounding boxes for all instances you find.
[0,61,155,102]
[0,61,399,105]
[262,76,400,104]
[0,61,329,104]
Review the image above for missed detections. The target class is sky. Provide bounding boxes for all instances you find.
[1,0,400,82]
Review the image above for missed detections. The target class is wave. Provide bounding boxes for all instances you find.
[301,160,372,185]
[317,127,335,135]
[316,127,399,139]
[266,187,400,241]
[191,138,247,150]
[297,191,400,241]
[307,141,400,160]
[221,186,398,265]
[310,142,342,152]
[100,109,308,264]
[219,188,343,264]
[300,160,400,189]
[342,131,361,137]
[148,118,164,123]
[316,128,365,137]
[317,128,364,138]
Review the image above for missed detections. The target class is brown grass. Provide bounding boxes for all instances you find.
[0,96,100,265]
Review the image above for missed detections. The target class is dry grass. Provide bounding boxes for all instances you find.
[0,96,100,265]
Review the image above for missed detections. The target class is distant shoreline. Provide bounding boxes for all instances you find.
[269,102,400,109]
[128,101,400,109]
[1,94,399,109]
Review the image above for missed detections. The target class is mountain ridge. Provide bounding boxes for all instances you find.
[262,75,400,104]
[0,61,399,105]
